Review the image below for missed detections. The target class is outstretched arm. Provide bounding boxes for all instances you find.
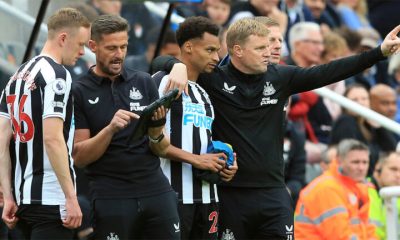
[288,25,400,95]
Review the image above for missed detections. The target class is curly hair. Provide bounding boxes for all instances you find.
[176,16,220,47]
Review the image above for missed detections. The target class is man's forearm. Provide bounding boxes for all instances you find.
[148,133,197,165]
[164,145,197,165]
[46,137,77,199]
[0,142,13,201]
[73,126,114,167]
[151,55,181,74]
[0,118,13,201]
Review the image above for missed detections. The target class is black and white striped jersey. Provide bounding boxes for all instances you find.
[154,71,218,204]
[0,55,75,206]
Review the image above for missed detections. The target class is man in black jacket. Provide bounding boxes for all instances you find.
[152,18,400,240]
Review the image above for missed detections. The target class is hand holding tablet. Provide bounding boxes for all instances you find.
[127,88,179,143]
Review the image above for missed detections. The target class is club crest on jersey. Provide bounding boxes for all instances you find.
[106,232,119,240]
[263,82,276,96]
[52,79,67,95]
[129,86,143,100]
[221,229,235,240]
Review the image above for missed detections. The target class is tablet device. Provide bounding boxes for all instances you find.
[128,88,179,143]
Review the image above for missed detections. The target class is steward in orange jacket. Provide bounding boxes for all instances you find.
[294,139,377,240]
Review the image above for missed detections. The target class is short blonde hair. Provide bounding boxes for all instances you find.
[322,32,349,60]
[47,8,90,39]
[226,18,269,54]
[253,16,280,28]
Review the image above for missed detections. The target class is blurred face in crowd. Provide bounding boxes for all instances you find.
[218,29,228,59]
[320,146,337,172]
[92,0,122,15]
[267,25,283,64]
[375,153,400,187]
[370,87,397,119]
[89,31,128,79]
[321,47,347,63]
[395,68,400,83]
[160,43,181,58]
[340,149,369,183]
[250,0,279,15]
[339,0,359,9]
[346,86,370,108]
[186,32,220,74]
[206,0,230,26]
[236,34,270,74]
[295,30,324,66]
[305,0,326,19]
[62,27,90,66]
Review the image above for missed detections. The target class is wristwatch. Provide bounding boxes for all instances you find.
[148,132,165,144]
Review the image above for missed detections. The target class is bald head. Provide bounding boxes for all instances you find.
[370,84,397,119]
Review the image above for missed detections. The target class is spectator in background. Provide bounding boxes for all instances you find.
[368,152,400,240]
[300,32,349,162]
[388,54,400,125]
[369,83,399,145]
[319,145,337,172]
[229,0,288,36]
[205,0,231,27]
[346,27,390,89]
[286,22,326,165]
[370,84,397,122]
[218,26,229,60]
[295,139,377,240]
[125,27,180,73]
[69,2,98,22]
[278,0,314,43]
[286,22,323,67]
[336,0,371,30]
[301,33,348,182]
[89,0,121,15]
[330,84,397,176]
[121,3,161,56]
[304,0,342,30]
[319,32,349,120]
[335,26,362,55]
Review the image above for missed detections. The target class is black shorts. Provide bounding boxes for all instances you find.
[218,187,294,240]
[93,190,180,239]
[15,204,73,240]
[179,202,219,240]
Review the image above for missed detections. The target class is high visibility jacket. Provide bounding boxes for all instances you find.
[295,166,377,240]
[368,179,400,240]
